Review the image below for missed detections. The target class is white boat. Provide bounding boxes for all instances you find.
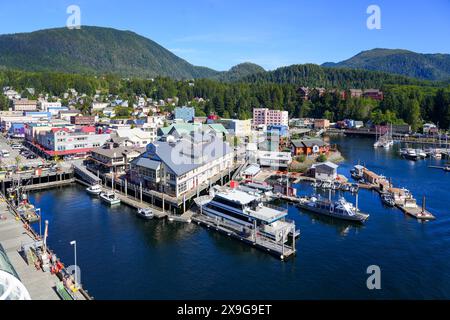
[86,184,102,195]
[137,208,154,220]
[297,196,369,222]
[99,192,121,205]
[195,186,298,243]
[321,180,332,189]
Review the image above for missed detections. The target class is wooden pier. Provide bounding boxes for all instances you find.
[0,195,90,300]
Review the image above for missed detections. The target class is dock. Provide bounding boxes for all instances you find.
[0,196,88,300]
[191,214,296,261]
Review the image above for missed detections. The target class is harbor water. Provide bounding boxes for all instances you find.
[29,136,450,299]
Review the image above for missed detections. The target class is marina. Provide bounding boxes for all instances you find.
[7,136,446,299]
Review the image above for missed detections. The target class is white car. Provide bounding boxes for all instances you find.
[11,144,22,150]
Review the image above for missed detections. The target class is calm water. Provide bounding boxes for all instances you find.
[29,137,450,299]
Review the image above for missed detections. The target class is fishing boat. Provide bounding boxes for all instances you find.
[297,195,369,223]
[86,184,102,196]
[99,192,121,205]
[136,208,154,220]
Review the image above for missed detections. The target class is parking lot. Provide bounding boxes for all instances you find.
[0,135,46,168]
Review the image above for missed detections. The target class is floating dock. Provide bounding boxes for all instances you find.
[191,212,297,261]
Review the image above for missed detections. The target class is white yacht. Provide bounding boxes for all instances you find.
[137,208,154,220]
[100,192,121,205]
[195,186,298,243]
[86,184,102,196]
[297,196,369,223]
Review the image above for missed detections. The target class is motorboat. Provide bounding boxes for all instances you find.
[86,184,102,196]
[137,208,154,220]
[99,192,121,205]
[297,195,369,222]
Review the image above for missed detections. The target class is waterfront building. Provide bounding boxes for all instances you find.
[12,99,37,112]
[311,162,338,181]
[129,135,234,197]
[89,145,145,174]
[291,139,330,156]
[34,126,110,159]
[174,106,195,122]
[252,108,289,127]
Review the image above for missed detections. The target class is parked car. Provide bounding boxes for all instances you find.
[11,144,22,150]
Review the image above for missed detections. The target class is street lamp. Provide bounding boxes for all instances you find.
[69,240,78,289]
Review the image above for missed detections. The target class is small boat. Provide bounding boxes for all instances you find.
[137,208,154,220]
[100,192,121,205]
[444,166,450,172]
[86,184,102,195]
[341,184,351,192]
[381,193,396,207]
[416,149,427,159]
[404,149,419,161]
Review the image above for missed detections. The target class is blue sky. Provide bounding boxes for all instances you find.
[0,0,449,71]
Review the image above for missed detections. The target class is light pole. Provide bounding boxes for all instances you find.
[70,240,78,289]
[35,208,42,239]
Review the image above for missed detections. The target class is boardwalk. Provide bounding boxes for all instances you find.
[0,198,61,300]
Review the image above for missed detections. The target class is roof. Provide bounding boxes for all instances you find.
[91,146,145,158]
[136,138,232,176]
[207,124,228,135]
[132,157,161,170]
[312,161,339,170]
[242,164,261,176]
[215,188,256,205]
[292,139,328,148]
[80,126,96,133]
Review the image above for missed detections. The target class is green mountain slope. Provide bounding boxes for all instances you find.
[322,49,450,81]
[239,63,429,88]
[0,26,219,79]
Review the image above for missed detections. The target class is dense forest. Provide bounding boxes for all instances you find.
[1,69,449,131]
[323,48,450,81]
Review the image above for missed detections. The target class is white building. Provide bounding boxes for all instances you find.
[39,101,62,111]
[218,119,252,137]
[311,162,338,181]
[130,136,234,197]
[111,128,156,147]
[257,150,292,169]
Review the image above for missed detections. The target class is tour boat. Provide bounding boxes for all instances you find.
[195,186,299,243]
[99,192,121,205]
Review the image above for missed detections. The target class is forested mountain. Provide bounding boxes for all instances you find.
[323,49,450,81]
[239,63,430,88]
[0,26,220,79]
